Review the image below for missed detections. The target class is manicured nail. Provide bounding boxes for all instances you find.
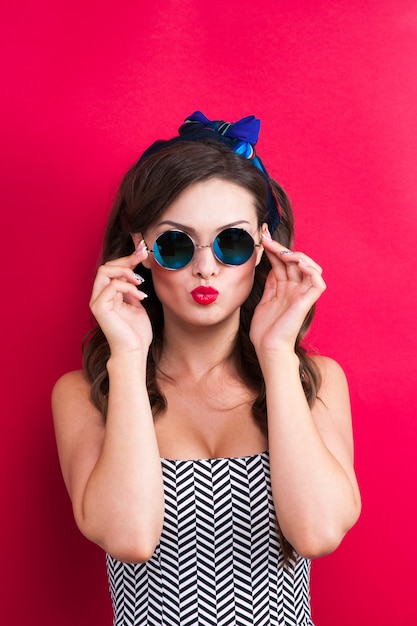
[133,272,145,283]
[261,230,272,240]
[135,239,146,255]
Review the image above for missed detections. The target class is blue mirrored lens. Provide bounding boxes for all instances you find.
[153,231,194,269]
[213,228,254,265]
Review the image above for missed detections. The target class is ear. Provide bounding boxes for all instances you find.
[255,222,268,266]
[131,233,152,269]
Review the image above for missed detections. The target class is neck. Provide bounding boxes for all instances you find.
[160,313,240,379]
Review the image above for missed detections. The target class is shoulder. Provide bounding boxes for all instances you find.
[309,354,352,422]
[310,354,349,388]
[52,370,91,409]
[51,369,101,430]
[52,369,89,391]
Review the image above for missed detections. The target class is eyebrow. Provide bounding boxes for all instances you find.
[156,219,252,233]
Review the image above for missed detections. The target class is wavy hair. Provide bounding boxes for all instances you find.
[84,139,321,423]
[82,140,321,561]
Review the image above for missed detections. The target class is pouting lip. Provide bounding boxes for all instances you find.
[191,286,219,296]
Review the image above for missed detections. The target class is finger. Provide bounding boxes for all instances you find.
[277,248,323,284]
[294,254,322,275]
[124,288,148,308]
[280,254,323,279]
[297,259,327,295]
[261,235,323,275]
[260,237,291,281]
[92,279,148,309]
[90,278,147,312]
[92,242,148,298]
[263,243,304,284]
[102,240,149,270]
[281,251,323,275]
[91,265,145,301]
[98,265,145,284]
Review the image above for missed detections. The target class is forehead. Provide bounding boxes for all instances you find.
[157,178,259,230]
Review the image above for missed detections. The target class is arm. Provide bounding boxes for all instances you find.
[261,352,360,558]
[52,243,165,563]
[250,234,361,559]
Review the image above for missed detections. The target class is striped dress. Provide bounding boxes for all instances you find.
[106,451,313,625]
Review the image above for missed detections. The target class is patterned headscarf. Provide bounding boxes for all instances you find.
[139,111,282,232]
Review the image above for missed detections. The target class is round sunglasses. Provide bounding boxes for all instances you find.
[146,228,261,270]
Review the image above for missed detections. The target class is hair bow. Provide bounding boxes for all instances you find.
[138,111,282,231]
[182,111,260,152]
[180,111,281,230]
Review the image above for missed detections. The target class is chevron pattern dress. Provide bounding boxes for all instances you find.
[106,451,313,625]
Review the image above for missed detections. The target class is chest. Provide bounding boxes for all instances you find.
[154,378,267,461]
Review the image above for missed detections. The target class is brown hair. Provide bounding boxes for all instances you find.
[83,139,321,561]
[84,139,320,413]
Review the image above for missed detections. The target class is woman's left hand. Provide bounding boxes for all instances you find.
[249,233,327,356]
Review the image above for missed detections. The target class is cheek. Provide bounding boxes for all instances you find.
[231,262,257,299]
[150,264,183,299]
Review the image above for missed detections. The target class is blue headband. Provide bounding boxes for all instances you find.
[139,111,282,232]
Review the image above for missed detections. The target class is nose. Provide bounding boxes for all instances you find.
[191,244,219,278]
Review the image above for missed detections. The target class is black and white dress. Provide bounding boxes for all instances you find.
[106,451,314,625]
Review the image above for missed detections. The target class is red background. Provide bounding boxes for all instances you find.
[2,1,416,624]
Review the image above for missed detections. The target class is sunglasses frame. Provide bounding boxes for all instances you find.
[146,227,262,270]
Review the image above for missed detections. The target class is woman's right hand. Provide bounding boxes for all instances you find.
[89,241,152,355]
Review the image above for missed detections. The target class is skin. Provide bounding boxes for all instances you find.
[52,178,361,563]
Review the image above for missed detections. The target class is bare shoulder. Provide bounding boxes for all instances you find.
[51,367,104,433]
[310,354,350,404]
[52,370,99,427]
[52,369,90,399]
[311,354,348,381]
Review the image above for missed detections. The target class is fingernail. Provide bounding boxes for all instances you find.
[135,239,146,255]
[133,272,145,283]
[261,230,272,240]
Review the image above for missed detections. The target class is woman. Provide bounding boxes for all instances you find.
[52,112,361,625]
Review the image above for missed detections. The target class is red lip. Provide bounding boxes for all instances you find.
[191,286,219,305]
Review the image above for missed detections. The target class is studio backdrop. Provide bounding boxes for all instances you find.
[1,1,416,624]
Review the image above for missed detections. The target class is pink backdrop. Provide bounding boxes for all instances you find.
[2,1,416,624]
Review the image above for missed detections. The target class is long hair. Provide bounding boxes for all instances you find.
[82,139,321,561]
[84,139,320,414]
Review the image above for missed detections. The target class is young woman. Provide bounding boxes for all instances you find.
[52,112,361,625]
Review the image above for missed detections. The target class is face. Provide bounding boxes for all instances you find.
[133,178,267,330]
